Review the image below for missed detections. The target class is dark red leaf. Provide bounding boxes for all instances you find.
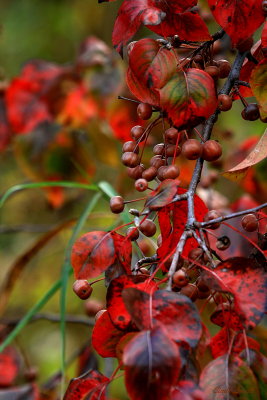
[240,350,267,399]
[126,67,159,106]
[200,354,260,399]
[145,179,180,210]
[262,20,267,51]
[71,231,116,279]
[208,0,265,48]
[92,311,126,357]
[111,232,132,274]
[0,93,12,152]
[0,346,21,387]
[123,326,181,400]
[210,303,244,331]
[157,188,208,262]
[122,288,202,347]
[116,332,139,364]
[202,257,267,330]
[63,369,109,400]
[0,384,39,400]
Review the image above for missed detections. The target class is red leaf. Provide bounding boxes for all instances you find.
[126,68,159,107]
[71,231,116,279]
[0,93,12,152]
[210,327,260,359]
[92,311,126,358]
[262,20,267,51]
[123,326,181,400]
[145,179,180,210]
[208,0,265,47]
[122,288,202,347]
[157,188,208,262]
[63,369,109,400]
[111,232,132,275]
[0,346,21,387]
[202,257,267,330]
[210,303,244,331]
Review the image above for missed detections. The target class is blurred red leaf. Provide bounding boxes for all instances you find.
[157,188,208,262]
[208,0,265,47]
[145,179,180,210]
[123,326,181,400]
[0,92,12,152]
[92,311,126,358]
[122,288,202,347]
[202,257,267,330]
[63,369,109,400]
[0,346,20,387]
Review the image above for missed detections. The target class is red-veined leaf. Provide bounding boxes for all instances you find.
[250,58,267,120]
[200,355,260,399]
[0,346,21,387]
[210,327,260,359]
[222,129,267,182]
[111,231,132,274]
[202,257,267,330]
[126,68,159,106]
[208,0,265,48]
[71,231,116,279]
[63,369,109,400]
[122,288,202,347]
[159,68,217,129]
[145,179,180,210]
[123,326,181,400]
[92,311,126,358]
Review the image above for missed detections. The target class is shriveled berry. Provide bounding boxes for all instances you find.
[161,164,180,180]
[137,103,152,120]
[217,59,231,79]
[153,143,165,155]
[180,284,199,301]
[127,165,144,180]
[142,166,158,181]
[205,65,219,78]
[218,94,232,111]
[127,226,139,241]
[139,219,157,237]
[241,213,258,232]
[110,195,124,214]
[203,210,222,229]
[173,269,189,288]
[165,127,179,144]
[241,103,260,121]
[95,309,107,321]
[73,280,93,300]
[202,140,222,162]
[121,151,139,167]
[182,139,203,160]
[150,155,165,169]
[85,299,104,316]
[131,125,145,141]
[122,141,139,153]
[135,178,148,192]
[216,235,231,251]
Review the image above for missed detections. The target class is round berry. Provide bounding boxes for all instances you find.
[139,219,157,237]
[241,213,258,232]
[122,141,139,153]
[142,166,158,181]
[218,94,232,111]
[85,299,104,316]
[202,140,222,162]
[217,60,231,79]
[216,236,231,251]
[241,103,260,121]
[205,65,219,78]
[165,127,179,144]
[121,151,139,167]
[188,247,204,260]
[131,125,145,141]
[180,284,199,301]
[182,139,203,160]
[263,0,267,12]
[166,144,181,157]
[127,165,145,180]
[197,288,211,299]
[127,226,139,241]
[161,164,180,180]
[150,155,165,169]
[73,280,93,300]
[153,143,165,155]
[157,165,168,181]
[110,196,125,214]
[135,178,148,192]
[173,269,189,288]
[137,103,152,120]
[203,210,222,229]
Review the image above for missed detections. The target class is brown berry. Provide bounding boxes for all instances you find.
[122,141,139,153]
[165,127,179,144]
[150,155,165,169]
[135,178,148,192]
[137,103,152,120]
[188,247,204,260]
[205,65,219,78]
[263,0,267,12]
[203,210,221,229]
[127,165,145,180]
[85,299,104,316]
[139,219,157,237]
[216,236,231,251]
[180,284,199,301]
[218,94,232,111]
[121,151,139,167]
[161,164,180,180]
[166,144,181,157]
[157,165,168,181]
[153,143,165,155]
[202,140,222,162]
[142,166,158,181]
[173,269,189,288]
[73,280,93,300]
[197,288,211,299]
[131,125,145,141]
[236,36,254,52]
[217,60,231,79]
[241,103,260,121]
[110,196,125,214]
[241,213,258,232]
[182,139,203,160]
[127,226,139,241]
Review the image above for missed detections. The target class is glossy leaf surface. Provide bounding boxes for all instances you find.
[63,369,109,400]
[145,179,180,210]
